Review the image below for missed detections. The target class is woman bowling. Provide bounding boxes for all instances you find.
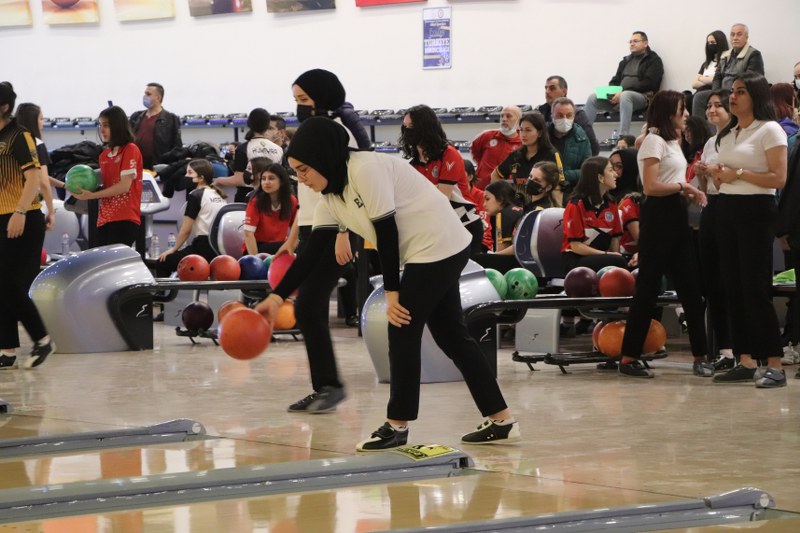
[257,118,519,451]
[617,90,710,379]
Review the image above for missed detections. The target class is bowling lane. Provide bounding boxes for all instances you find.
[0,470,688,533]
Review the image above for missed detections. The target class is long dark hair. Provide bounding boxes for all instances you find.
[518,112,555,155]
[682,116,713,161]
[532,161,561,208]
[400,104,450,162]
[16,103,42,139]
[253,162,294,220]
[645,90,684,142]
[708,89,731,114]
[99,105,134,148]
[187,159,227,199]
[571,156,610,206]
[704,30,729,68]
[771,83,796,121]
[485,180,519,207]
[716,72,776,148]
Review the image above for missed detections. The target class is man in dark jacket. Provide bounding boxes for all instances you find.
[712,24,764,91]
[130,83,183,169]
[583,31,664,136]
[537,76,600,155]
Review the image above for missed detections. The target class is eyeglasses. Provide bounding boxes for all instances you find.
[629,39,643,44]
[611,163,624,170]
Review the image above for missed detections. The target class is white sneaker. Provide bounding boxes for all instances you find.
[781,344,799,365]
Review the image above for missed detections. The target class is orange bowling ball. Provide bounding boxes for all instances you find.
[210,255,241,281]
[598,267,636,297]
[177,254,210,281]
[642,320,667,354]
[592,321,605,351]
[51,0,81,7]
[219,308,272,360]
[217,300,246,323]
[273,300,296,331]
[597,320,626,357]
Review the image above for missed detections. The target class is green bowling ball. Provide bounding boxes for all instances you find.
[597,265,616,281]
[504,268,539,300]
[65,164,98,194]
[263,254,273,270]
[485,268,507,299]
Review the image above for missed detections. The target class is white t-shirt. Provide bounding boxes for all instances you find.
[700,135,720,195]
[312,151,471,265]
[246,138,283,165]
[717,120,787,195]
[637,134,686,186]
[185,187,226,240]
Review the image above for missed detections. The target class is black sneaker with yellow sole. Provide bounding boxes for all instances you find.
[356,422,409,452]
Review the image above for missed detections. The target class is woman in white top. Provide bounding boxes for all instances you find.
[257,118,518,452]
[690,30,729,117]
[617,90,709,379]
[708,72,788,387]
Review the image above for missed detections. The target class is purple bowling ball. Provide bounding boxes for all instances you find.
[564,266,598,297]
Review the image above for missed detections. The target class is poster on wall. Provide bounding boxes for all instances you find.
[0,0,32,27]
[422,6,450,70]
[356,0,423,6]
[267,0,334,12]
[189,0,251,16]
[115,0,174,21]
[42,0,100,24]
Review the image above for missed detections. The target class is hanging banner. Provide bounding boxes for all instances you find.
[422,6,451,70]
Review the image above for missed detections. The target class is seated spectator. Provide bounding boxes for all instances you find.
[491,112,556,206]
[771,83,799,148]
[609,147,640,201]
[470,105,521,189]
[618,191,642,258]
[473,180,524,274]
[463,160,492,252]
[561,156,628,272]
[689,30,729,117]
[583,31,664,136]
[156,160,227,277]
[615,134,637,150]
[712,24,764,92]
[242,159,298,255]
[537,76,600,155]
[525,161,561,212]
[547,98,592,189]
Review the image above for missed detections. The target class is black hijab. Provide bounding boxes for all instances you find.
[293,69,346,114]
[611,148,640,200]
[286,117,351,197]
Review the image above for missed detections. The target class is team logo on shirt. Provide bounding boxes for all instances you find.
[489,139,498,147]
[354,196,364,208]
[432,166,439,178]
[446,161,455,171]
[604,212,614,222]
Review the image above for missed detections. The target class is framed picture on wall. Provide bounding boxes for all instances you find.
[267,0,335,13]
[0,0,32,27]
[356,0,424,6]
[189,0,252,16]
[42,0,100,24]
[115,0,174,21]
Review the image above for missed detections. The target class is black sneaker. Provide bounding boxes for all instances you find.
[755,368,787,388]
[596,360,618,370]
[692,361,714,377]
[345,315,360,328]
[356,422,409,452]
[713,364,756,383]
[461,419,521,445]
[575,319,594,336]
[24,341,53,369]
[307,386,345,414]
[618,359,654,378]
[712,356,735,371]
[287,392,319,412]
[0,355,17,370]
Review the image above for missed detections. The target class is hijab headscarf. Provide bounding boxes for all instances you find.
[293,69,346,114]
[286,117,351,197]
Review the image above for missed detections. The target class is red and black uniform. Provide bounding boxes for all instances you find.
[242,194,298,254]
[464,185,492,251]
[492,204,525,251]
[562,196,626,272]
[495,147,557,206]
[470,130,521,189]
[97,142,143,247]
[619,195,641,255]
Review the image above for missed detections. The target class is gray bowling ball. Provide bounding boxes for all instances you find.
[361,259,500,384]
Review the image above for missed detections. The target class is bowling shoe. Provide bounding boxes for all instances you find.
[618,359,654,378]
[754,368,787,388]
[357,422,409,452]
[461,419,521,445]
[0,355,17,369]
[24,340,53,369]
[712,364,756,383]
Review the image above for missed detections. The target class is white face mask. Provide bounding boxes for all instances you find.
[500,124,517,137]
[794,79,800,91]
[553,118,573,134]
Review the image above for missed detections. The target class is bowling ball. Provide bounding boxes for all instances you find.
[268,254,295,289]
[219,308,272,360]
[273,300,296,330]
[592,321,605,351]
[596,265,615,281]
[485,268,507,299]
[239,255,268,280]
[51,0,81,7]
[504,268,539,300]
[597,320,626,357]
[217,300,246,323]
[255,253,270,261]
[564,266,598,297]
[642,320,667,354]
[598,267,636,297]
[263,254,273,271]
[177,254,211,281]
[41,247,47,266]
[631,268,638,280]
[210,255,241,281]
[65,164,98,194]
[182,301,214,331]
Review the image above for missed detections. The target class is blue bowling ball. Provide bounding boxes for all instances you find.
[238,255,268,280]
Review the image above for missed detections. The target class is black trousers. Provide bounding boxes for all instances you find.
[97,220,140,248]
[698,196,732,350]
[716,195,781,359]
[387,246,507,421]
[155,236,216,278]
[621,194,707,358]
[0,211,48,348]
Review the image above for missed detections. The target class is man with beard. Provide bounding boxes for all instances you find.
[470,105,521,189]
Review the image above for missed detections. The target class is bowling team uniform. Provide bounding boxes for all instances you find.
[232,137,284,203]
[472,203,525,274]
[242,194,298,255]
[470,129,521,189]
[561,196,626,272]
[156,187,227,278]
[0,120,49,352]
[620,132,707,362]
[97,142,143,248]
[495,147,556,206]
[463,184,492,251]
[618,194,641,255]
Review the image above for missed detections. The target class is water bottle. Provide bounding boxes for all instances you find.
[168,233,177,250]
[61,232,70,256]
[150,234,160,258]
[611,129,619,143]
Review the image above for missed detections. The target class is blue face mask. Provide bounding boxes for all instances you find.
[143,97,153,108]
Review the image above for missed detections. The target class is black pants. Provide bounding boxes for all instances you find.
[0,211,48,348]
[388,246,507,421]
[621,194,707,358]
[97,221,140,248]
[155,236,216,278]
[465,218,485,257]
[563,252,628,272]
[256,241,284,255]
[716,195,781,359]
[698,196,732,350]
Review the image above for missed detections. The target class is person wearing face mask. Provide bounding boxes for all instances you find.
[129,83,183,170]
[470,105,522,189]
[214,108,284,203]
[524,161,561,212]
[547,98,592,191]
[472,180,524,274]
[689,31,729,118]
[711,24,764,92]
[537,76,600,156]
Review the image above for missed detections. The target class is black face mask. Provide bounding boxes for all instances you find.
[401,125,422,146]
[526,180,544,196]
[243,170,253,185]
[296,104,314,123]
[705,43,717,57]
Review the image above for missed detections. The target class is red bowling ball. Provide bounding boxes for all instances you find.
[177,254,210,282]
[219,308,272,360]
[210,255,241,281]
[598,267,636,297]
[268,254,295,290]
[597,320,626,357]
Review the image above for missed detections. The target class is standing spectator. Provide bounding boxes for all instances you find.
[583,31,664,136]
[537,76,600,155]
[470,105,521,189]
[15,103,62,202]
[794,61,800,114]
[770,83,798,148]
[547,98,592,188]
[689,30,729,117]
[709,73,788,387]
[0,82,55,369]
[712,24,764,92]
[129,83,183,170]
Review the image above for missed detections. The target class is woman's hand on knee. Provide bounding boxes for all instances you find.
[385,291,411,327]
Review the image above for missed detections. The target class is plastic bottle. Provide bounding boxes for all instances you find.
[611,129,619,143]
[150,234,160,258]
[168,233,177,250]
[61,232,70,256]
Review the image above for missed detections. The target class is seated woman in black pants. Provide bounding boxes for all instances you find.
[257,118,518,452]
[473,180,524,274]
